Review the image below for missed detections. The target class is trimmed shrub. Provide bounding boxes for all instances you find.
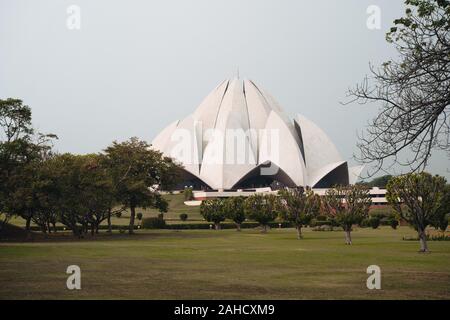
[183,188,194,201]
[403,234,450,241]
[179,213,188,221]
[312,225,343,232]
[369,217,380,229]
[311,218,339,227]
[390,219,399,229]
[142,217,166,229]
[359,218,369,228]
[310,220,329,227]
[164,221,292,230]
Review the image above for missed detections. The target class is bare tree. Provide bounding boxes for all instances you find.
[345,0,450,176]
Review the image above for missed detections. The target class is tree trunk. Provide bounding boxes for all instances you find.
[344,230,352,245]
[24,216,32,240]
[418,229,429,253]
[129,206,136,234]
[107,209,112,233]
[40,223,47,234]
[214,222,221,230]
[25,216,31,231]
[296,226,303,239]
[52,222,57,233]
[73,226,82,238]
[236,223,241,231]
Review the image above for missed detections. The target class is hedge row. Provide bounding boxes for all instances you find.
[29,224,140,232]
[141,217,293,230]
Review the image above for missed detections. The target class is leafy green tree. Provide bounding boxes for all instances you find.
[200,199,225,230]
[322,185,372,245]
[244,194,279,233]
[387,172,446,252]
[36,154,88,236]
[0,98,33,143]
[0,98,33,231]
[103,138,180,234]
[223,197,246,231]
[346,0,450,174]
[368,175,393,188]
[278,187,321,239]
[93,153,125,234]
[79,154,115,235]
[0,98,56,234]
[183,187,194,201]
[25,153,114,237]
[432,184,450,233]
[155,195,169,219]
[8,160,55,234]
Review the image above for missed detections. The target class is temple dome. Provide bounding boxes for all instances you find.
[152,78,362,190]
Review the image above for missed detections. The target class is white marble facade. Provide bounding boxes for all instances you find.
[152,78,362,190]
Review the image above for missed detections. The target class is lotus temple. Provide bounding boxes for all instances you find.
[152,78,363,192]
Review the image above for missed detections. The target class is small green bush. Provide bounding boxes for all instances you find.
[310,218,339,227]
[164,221,292,230]
[390,219,399,229]
[403,234,450,241]
[369,217,380,229]
[142,217,166,229]
[183,188,194,201]
[359,218,369,228]
[136,212,143,221]
[312,225,343,232]
[179,213,188,221]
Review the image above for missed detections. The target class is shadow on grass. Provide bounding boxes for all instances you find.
[0,225,239,244]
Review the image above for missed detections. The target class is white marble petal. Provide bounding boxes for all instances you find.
[294,114,342,184]
[349,165,365,185]
[259,111,306,186]
[152,79,351,190]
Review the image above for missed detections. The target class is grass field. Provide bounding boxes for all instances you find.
[0,226,449,299]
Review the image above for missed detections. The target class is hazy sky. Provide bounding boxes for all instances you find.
[1,0,449,179]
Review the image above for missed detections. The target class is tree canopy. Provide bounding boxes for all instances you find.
[278,187,321,239]
[347,0,450,175]
[200,199,226,230]
[244,194,279,232]
[223,197,246,231]
[387,172,447,252]
[322,185,372,244]
[0,98,182,237]
[104,137,181,234]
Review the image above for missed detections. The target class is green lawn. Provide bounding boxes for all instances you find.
[0,226,449,299]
